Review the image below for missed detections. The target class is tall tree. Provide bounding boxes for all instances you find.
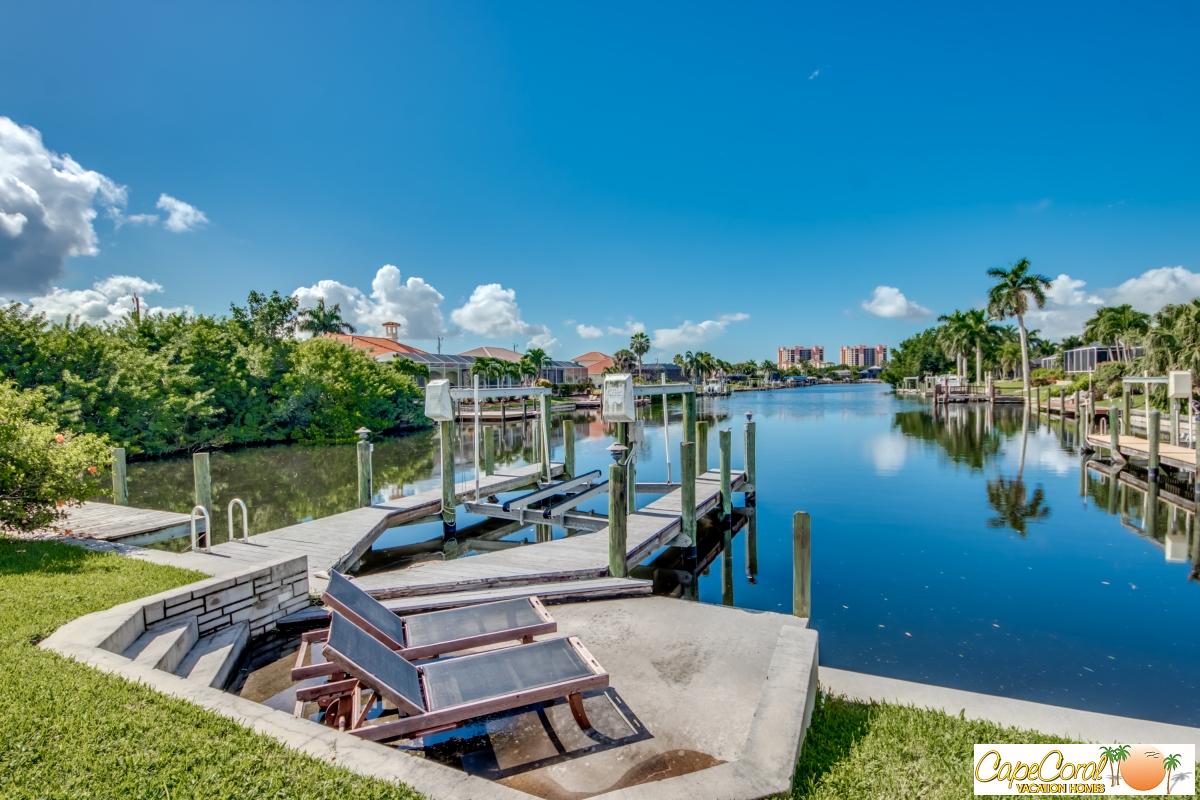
[629,331,651,376]
[1083,304,1150,363]
[986,258,1052,398]
[298,299,355,336]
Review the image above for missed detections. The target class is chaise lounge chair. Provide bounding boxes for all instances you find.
[291,571,557,680]
[302,611,609,740]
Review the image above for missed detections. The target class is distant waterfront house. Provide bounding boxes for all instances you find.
[376,351,476,386]
[572,351,616,386]
[1057,343,1145,374]
[323,331,427,359]
[639,362,684,382]
[458,346,588,384]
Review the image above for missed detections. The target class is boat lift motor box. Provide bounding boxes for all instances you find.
[602,373,636,423]
[1168,371,1192,400]
[424,379,454,421]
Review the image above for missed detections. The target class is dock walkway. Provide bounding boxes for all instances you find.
[55,501,197,541]
[1087,433,1198,473]
[355,469,746,601]
[127,463,557,587]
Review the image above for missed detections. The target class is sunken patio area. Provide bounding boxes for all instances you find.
[41,559,818,800]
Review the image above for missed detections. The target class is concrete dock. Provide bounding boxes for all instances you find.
[354,470,746,602]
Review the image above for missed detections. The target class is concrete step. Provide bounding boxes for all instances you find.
[174,622,249,688]
[123,618,198,674]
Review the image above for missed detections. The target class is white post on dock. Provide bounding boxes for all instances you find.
[744,411,756,498]
[661,374,672,484]
[356,428,373,507]
[473,374,481,501]
[538,393,552,484]
[440,419,456,537]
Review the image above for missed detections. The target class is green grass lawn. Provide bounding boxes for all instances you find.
[789,694,1067,798]
[1,536,1082,799]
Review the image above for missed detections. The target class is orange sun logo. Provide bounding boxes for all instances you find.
[1120,745,1165,792]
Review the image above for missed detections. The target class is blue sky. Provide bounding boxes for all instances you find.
[2,1,1199,361]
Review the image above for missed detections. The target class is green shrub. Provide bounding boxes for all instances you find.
[0,382,109,531]
[1030,367,1064,387]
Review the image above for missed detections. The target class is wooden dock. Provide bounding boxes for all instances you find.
[354,469,747,602]
[53,502,198,542]
[1087,433,1198,473]
[126,463,557,588]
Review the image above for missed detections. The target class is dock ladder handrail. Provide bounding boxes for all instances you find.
[227,498,249,542]
[190,505,211,553]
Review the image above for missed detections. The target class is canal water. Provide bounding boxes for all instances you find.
[114,384,1200,725]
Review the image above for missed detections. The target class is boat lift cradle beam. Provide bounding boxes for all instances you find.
[502,470,603,511]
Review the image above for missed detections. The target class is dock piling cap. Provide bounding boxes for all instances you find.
[355,427,371,441]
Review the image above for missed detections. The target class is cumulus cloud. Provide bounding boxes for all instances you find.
[651,312,749,351]
[293,265,448,340]
[0,116,128,293]
[576,323,603,339]
[1025,266,1200,340]
[450,283,556,351]
[1110,266,1200,311]
[155,193,208,232]
[13,274,190,325]
[860,286,931,319]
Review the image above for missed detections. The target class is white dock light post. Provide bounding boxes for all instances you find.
[356,427,373,507]
[425,380,457,537]
[603,373,637,518]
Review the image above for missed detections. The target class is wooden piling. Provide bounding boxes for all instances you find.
[793,511,811,618]
[719,428,732,516]
[608,459,628,577]
[1170,402,1180,446]
[696,420,709,475]
[193,452,212,518]
[563,418,576,477]
[111,447,128,506]
[439,419,456,536]
[744,417,756,493]
[356,439,373,507]
[1109,407,1120,459]
[1122,391,1132,434]
[680,441,696,546]
[683,391,696,444]
[1148,409,1160,476]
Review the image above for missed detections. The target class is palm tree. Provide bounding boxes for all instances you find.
[1083,304,1151,363]
[1098,746,1117,786]
[298,299,355,335]
[629,332,651,376]
[962,309,1000,385]
[520,347,549,383]
[469,356,494,386]
[937,311,971,378]
[985,477,1050,535]
[1110,745,1130,786]
[612,348,637,373]
[1146,299,1200,376]
[986,258,1052,398]
[1163,752,1182,795]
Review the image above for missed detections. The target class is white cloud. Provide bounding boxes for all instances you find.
[576,323,603,339]
[860,286,931,319]
[155,193,207,233]
[651,312,749,351]
[450,283,555,352]
[293,264,448,340]
[1110,266,1200,311]
[0,116,128,293]
[606,319,645,336]
[14,274,190,325]
[1023,267,1200,340]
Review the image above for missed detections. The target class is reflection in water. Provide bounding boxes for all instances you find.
[1083,462,1198,577]
[984,478,1050,536]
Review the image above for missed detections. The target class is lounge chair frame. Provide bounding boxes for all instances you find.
[291,590,556,681]
[313,630,608,741]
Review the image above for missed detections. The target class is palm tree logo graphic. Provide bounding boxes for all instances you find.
[1099,744,1131,786]
[1163,753,1183,796]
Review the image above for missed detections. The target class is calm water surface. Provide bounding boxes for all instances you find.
[116,385,1200,725]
